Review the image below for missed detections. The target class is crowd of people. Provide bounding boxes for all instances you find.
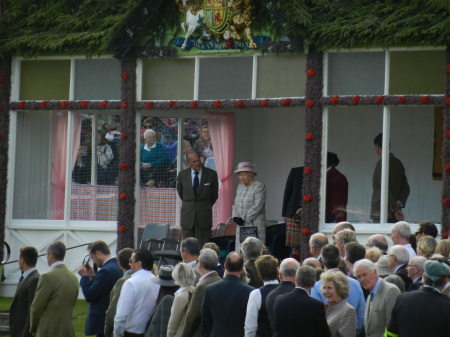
[10,219,450,337]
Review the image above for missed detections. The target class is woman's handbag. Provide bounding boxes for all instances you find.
[239,225,258,243]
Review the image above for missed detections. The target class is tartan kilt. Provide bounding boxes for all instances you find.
[285,215,301,248]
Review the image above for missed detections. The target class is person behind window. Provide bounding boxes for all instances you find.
[193,125,213,162]
[72,144,91,184]
[326,152,348,223]
[96,131,115,185]
[140,129,170,187]
[370,132,410,223]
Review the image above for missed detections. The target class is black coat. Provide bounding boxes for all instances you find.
[281,167,304,218]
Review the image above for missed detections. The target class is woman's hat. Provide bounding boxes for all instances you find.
[234,161,257,175]
[151,265,176,286]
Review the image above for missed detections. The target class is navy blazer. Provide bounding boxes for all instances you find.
[80,258,123,335]
[202,275,253,337]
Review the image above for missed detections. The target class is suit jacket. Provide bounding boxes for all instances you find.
[30,264,79,337]
[394,264,412,290]
[326,167,348,222]
[177,166,219,230]
[281,167,304,217]
[364,279,400,337]
[9,270,40,337]
[202,275,254,337]
[273,288,331,337]
[371,153,410,221]
[80,257,123,335]
[265,281,295,332]
[387,287,450,337]
[245,260,264,288]
[181,271,221,337]
[409,276,422,291]
[145,295,174,337]
[104,272,131,337]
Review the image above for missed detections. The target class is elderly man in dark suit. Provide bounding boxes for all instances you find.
[78,240,123,337]
[177,150,219,248]
[273,265,331,337]
[9,246,40,337]
[202,252,254,337]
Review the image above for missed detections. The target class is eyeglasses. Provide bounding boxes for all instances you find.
[406,264,416,268]
[82,255,91,265]
[415,231,423,236]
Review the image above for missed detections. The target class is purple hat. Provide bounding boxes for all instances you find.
[234,161,257,175]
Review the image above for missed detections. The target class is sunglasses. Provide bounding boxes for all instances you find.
[82,255,91,265]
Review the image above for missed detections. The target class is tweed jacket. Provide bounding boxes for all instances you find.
[30,264,79,337]
[9,269,40,337]
[104,272,131,337]
[325,299,357,337]
[145,295,174,337]
[167,286,195,337]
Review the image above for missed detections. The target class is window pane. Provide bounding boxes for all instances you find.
[20,60,70,100]
[198,57,253,99]
[327,52,385,96]
[389,50,445,94]
[73,59,121,100]
[257,55,306,98]
[13,111,67,220]
[142,59,195,100]
[326,107,383,223]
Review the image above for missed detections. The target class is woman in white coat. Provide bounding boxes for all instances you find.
[232,161,266,253]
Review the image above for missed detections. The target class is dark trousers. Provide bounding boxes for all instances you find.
[124,332,144,337]
[182,216,211,248]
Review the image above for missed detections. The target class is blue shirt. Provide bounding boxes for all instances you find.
[311,275,366,334]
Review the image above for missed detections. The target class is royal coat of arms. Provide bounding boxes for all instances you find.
[174,0,266,50]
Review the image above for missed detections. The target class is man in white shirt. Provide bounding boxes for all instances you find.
[114,249,160,337]
[390,221,416,260]
[245,255,279,337]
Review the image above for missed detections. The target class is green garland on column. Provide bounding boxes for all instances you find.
[117,51,137,251]
[441,46,450,240]
[300,47,324,261]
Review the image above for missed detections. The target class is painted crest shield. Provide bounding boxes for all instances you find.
[203,0,230,36]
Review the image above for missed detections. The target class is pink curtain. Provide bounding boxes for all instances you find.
[51,112,81,219]
[206,111,234,223]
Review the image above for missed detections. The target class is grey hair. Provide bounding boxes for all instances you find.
[388,245,409,265]
[335,229,357,244]
[279,258,300,277]
[47,241,66,260]
[409,256,427,272]
[391,221,411,240]
[241,237,263,261]
[198,248,219,271]
[172,262,196,287]
[309,233,329,249]
[143,129,156,138]
[353,259,376,274]
[296,266,316,288]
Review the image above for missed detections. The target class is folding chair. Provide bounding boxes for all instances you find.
[139,223,171,250]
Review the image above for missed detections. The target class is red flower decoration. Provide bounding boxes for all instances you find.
[60,101,68,109]
[18,101,26,109]
[376,96,384,104]
[330,96,339,105]
[119,163,128,171]
[446,97,450,105]
[39,101,47,109]
[99,100,108,108]
[446,130,450,137]
[146,102,153,109]
[302,228,310,236]
[225,40,234,49]
[121,73,129,80]
[168,101,175,108]
[282,99,291,107]
[119,193,127,199]
[306,100,314,108]
[0,105,3,110]
[0,77,3,83]
[305,133,313,141]
[118,226,127,233]
[306,68,315,77]
[421,96,430,104]
[121,101,128,109]
[190,101,198,109]
[80,101,89,108]
[353,96,360,104]
[443,231,449,239]
[303,194,313,202]
[444,198,450,206]
[304,167,312,174]
[214,100,222,108]
[260,99,268,107]
[398,97,406,104]
[236,100,244,108]
[120,133,128,139]
[445,164,450,171]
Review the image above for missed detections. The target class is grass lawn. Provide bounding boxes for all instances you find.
[0,297,88,337]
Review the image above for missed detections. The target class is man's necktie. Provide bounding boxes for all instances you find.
[193,171,199,195]
[19,275,24,283]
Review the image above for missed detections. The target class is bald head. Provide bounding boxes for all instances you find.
[224,252,244,274]
[279,258,300,282]
[303,257,322,269]
[366,234,388,254]
[332,222,355,242]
